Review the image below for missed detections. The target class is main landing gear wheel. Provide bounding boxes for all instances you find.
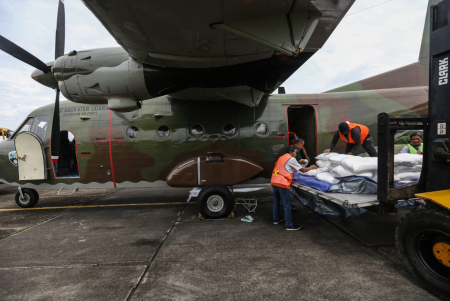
[15,188,39,208]
[396,209,450,300]
[197,184,235,219]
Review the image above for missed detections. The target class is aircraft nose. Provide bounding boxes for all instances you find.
[31,61,58,89]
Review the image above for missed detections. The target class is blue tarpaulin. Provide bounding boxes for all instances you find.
[291,173,419,219]
[292,172,334,192]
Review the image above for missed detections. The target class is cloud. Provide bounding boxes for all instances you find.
[0,0,430,130]
[0,0,119,130]
[283,0,429,93]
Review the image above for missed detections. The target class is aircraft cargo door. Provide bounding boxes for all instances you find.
[287,105,318,162]
[14,132,47,180]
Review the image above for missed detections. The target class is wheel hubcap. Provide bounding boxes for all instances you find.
[415,230,450,281]
[206,195,224,212]
[433,242,450,268]
[19,194,30,205]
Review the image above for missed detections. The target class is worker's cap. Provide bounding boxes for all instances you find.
[338,122,350,135]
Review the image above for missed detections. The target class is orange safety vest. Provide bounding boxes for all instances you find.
[271,154,294,189]
[339,123,369,145]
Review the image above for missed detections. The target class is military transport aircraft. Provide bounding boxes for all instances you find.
[0,0,432,219]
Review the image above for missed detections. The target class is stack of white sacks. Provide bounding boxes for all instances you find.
[299,152,423,185]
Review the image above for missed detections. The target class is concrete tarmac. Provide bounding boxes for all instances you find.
[0,184,439,300]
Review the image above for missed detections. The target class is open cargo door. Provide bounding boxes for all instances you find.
[14,132,47,180]
[287,105,318,161]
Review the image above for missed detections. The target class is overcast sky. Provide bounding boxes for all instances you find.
[0,0,429,130]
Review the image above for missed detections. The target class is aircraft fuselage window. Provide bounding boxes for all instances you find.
[223,124,236,136]
[255,122,269,136]
[17,117,34,134]
[126,126,140,138]
[31,116,49,140]
[191,125,204,137]
[157,125,170,138]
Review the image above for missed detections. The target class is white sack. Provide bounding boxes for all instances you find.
[316,160,330,168]
[398,180,416,184]
[299,167,328,177]
[328,154,353,164]
[394,165,417,174]
[397,172,421,181]
[300,159,309,168]
[371,173,378,182]
[329,163,340,170]
[316,172,340,184]
[315,152,339,161]
[394,153,421,166]
[341,156,378,173]
[331,165,354,177]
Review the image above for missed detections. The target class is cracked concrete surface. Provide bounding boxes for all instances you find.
[0,184,439,300]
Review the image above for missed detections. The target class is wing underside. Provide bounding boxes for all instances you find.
[83,0,353,68]
[82,0,354,105]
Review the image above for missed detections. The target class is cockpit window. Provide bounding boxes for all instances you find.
[17,118,34,134]
[31,116,49,139]
[14,116,50,140]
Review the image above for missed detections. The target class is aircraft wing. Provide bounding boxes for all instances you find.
[82,0,354,69]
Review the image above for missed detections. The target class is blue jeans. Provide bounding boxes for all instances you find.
[272,185,293,227]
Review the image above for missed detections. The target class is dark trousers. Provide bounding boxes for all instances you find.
[345,133,378,157]
[272,185,293,227]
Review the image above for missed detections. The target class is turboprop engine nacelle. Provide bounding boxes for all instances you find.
[52,47,150,110]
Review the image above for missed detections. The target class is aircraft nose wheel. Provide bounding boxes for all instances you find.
[15,188,39,208]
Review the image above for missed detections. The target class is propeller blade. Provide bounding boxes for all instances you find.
[55,0,65,59]
[51,0,65,163]
[0,35,51,73]
[50,89,61,163]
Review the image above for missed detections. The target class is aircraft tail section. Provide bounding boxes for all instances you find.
[326,0,441,93]
[419,0,443,72]
[325,62,428,93]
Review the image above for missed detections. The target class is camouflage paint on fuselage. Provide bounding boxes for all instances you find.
[0,86,428,190]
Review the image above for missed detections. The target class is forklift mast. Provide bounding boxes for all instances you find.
[426,0,450,192]
[377,0,450,210]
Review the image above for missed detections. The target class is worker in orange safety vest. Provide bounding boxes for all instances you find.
[323,122,378,157]
[271,145,317,231]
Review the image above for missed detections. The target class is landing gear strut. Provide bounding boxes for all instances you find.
[15,187,39,208]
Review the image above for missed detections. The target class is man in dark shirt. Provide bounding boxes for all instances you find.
[323,122,378,157]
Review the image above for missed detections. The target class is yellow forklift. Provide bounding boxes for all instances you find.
[376,2,450,298]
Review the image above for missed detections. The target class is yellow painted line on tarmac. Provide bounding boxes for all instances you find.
[0,202,196,212]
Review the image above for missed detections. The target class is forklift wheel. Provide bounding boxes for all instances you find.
[396,209,450,300]
[15,189,39,208]
[197,184,234,219]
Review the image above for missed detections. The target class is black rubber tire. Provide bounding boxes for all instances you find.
[197,184,235,219]
[15,189,39,208]
[29,189,39,203]
[395,209,450,300]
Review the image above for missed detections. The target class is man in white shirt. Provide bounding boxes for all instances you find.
[271,146,317,230]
